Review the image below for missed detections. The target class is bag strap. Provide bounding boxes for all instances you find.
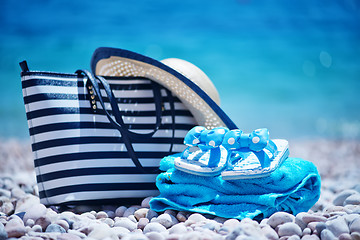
[97,75,163,140]
[76,69,177,174]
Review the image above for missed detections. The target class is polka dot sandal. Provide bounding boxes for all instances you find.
[221,128,289,180]
[174,126,230,176]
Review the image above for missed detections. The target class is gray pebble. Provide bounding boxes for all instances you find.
[4,218,26,238]
[137,218,149,230]
[145,231,165,240]
[344,193,360,206]
[141,196,153,208]
[153,213,178,228]
[223,218,241,230]
[187,213,207,222]
[338,233,352,240]
[351,232,360,240]
[34,216,51,231]
[0,223,8,240]
[261,225,279,240]
[23,203,47,223]
[315,222,326,235]
[333,190,357,206]
[95,211,108,219]
[344,213,359,224]
[169,223,187,234]
[31,224,43,232]
[115,206,127,217]
[128,214,138,223]
[57,233,82,240]
[326,216,350,237]
[45,223,66,233]
[302,213,327,224]
[123,206,140,217]
[114,217,137,231]
[176,211,187,222]
[225,227,244,240]
[143,222,167,234]
[277,222,302,237]
[268,212,295,228]
[56,219,70,231]
[350,217,360,233]
[303,227,312,235]
[134,208,149,221]
[146,209,159,220]
[302,235,320,240]
[321,229,337,240]
[112,226,130,239]
[287,236,300,240]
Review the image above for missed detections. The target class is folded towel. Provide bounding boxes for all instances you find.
[150,154,321,220]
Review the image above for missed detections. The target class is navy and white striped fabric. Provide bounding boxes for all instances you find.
[21,70,197,206]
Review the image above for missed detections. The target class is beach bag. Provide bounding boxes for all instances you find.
[20,48,237,206]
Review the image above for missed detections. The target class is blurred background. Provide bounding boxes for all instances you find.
[1,0,359,140]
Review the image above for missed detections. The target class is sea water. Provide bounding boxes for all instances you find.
[1,0,359,140]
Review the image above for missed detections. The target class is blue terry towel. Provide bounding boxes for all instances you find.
[150,154,321,220]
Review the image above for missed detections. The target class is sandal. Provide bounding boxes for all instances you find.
[221,128,289,180]
[174,126,230,176]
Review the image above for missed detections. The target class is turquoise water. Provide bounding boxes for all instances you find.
[1,0,359,140]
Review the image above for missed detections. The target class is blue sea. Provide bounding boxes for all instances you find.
[1,0,359,140]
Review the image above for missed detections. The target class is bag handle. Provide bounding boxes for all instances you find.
[76,70,176,173]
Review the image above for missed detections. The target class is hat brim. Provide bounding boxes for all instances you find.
[91,47,237,130]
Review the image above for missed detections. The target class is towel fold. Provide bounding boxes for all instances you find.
[150,154,321,220]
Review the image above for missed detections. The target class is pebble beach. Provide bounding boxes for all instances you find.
[0,139,359,240]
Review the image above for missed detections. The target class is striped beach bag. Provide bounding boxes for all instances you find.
[20,47,237,206]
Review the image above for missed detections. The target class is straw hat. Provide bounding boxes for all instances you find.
[91,47,237,129]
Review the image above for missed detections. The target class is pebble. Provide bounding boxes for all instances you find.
[112,226,130,239]
[315,222,326,235]
[352,232,360,240]
[169,223,187,234]
[326,216,350,237]
[123,206,140,217]
[22,203,47,223]
[57,233,82,240]
[344,193,360,205]
[333,190,357,206]
[45,223,66,233]
[5,218,26,238]
[321,229,337,240]
[303,227,311,235]
[261,225,279,240]
[141,196,153,208]
[338,233,352,240]
[187,213,207,222]
[143,222,167,234]
[350,217,360,233]
[146,209,159,220]
[56,219,70,231]
[137,217,149,230]
[302,235,320,240]
[134,208,149,220]
[152,213,179,228]
[277,222,302,237]
[145,231,166,240]
[268,212,295,228]
[115,206,127,217]
[301,213,327,224]
[114,217,137,231]
[176,211,187,222]
[0,223,8,240]
[95,211,108,219]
